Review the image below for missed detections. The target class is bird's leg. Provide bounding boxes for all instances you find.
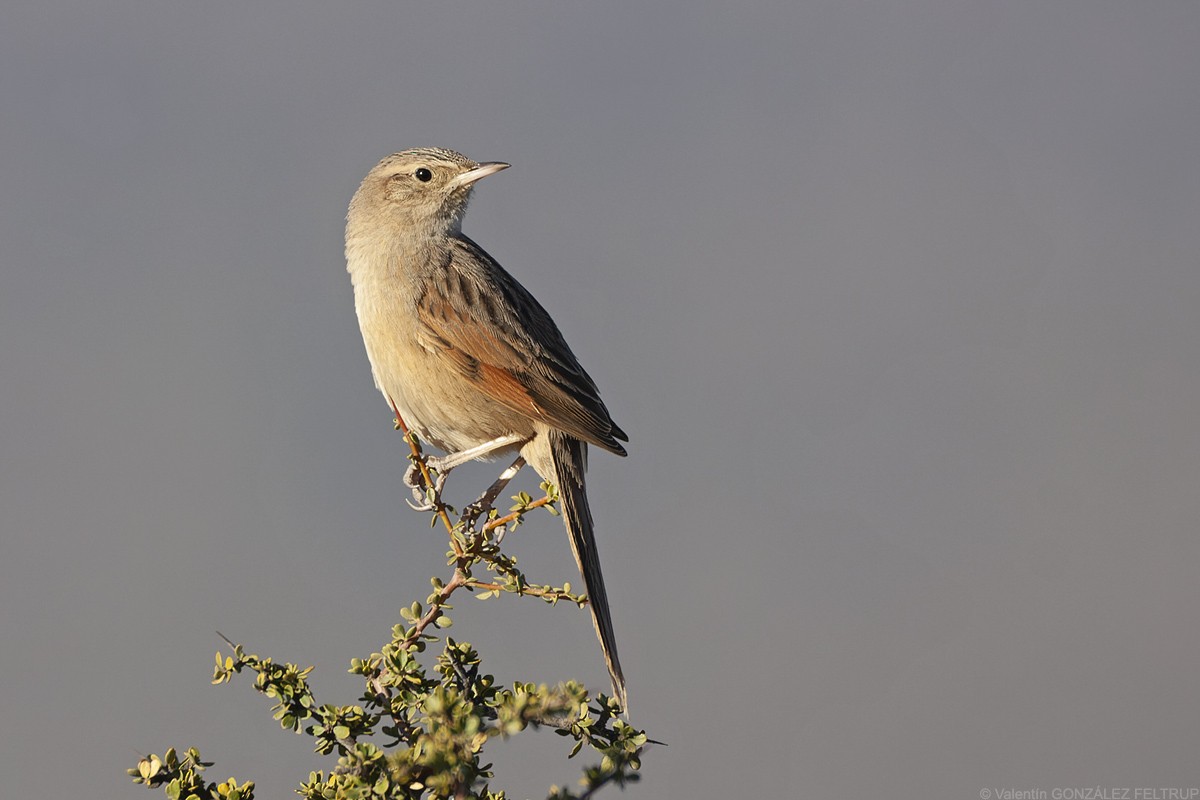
[464,456,527,532]
[404,433,526,511]
[430,434,526,473]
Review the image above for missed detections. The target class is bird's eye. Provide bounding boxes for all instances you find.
[415,167,433,182]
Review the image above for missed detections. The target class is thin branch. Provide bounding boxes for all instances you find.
[390,406,463,557]
[578,769,626,800]
[482,495,555,534]
[464,579,582,603]
[367,674,415,744]
[400,570,467,649]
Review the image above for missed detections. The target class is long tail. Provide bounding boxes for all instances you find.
[547,430,627,709]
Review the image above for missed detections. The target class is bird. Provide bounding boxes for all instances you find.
[345,147,628,708]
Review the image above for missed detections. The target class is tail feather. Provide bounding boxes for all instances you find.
[548,431,627,709]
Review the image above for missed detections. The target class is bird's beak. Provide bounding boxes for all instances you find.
[451,161,510,189]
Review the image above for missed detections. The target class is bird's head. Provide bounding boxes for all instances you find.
[349,147,509,238]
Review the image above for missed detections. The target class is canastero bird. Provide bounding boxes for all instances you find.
[345,148,628,707]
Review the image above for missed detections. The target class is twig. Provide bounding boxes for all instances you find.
[464,579,582,603]
[482,495,555,534]
[400,570,467,649]
[390,405,463,557]
[368,674,415,744]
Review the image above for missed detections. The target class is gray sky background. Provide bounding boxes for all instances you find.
[2,2,1198,798]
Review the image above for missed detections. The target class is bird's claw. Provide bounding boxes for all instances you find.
[406,493,435,512]
[461,497,494,531]
[404,460,447,511]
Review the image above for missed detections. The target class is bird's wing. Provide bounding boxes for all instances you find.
[414,236,627,455]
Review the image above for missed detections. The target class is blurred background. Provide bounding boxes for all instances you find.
[2,2,1198,797]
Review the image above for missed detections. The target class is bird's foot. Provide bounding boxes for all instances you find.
[463,456,526,538]
[404,460,448,511]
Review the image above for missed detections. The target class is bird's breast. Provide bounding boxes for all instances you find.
[350,272,533,456]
